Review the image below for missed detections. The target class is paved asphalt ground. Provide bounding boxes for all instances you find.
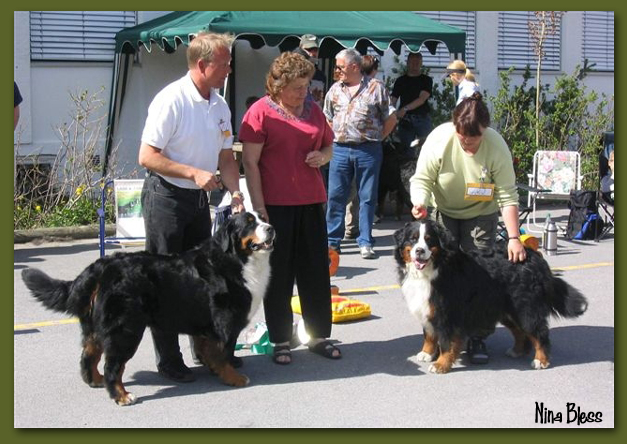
[14,204,614,428]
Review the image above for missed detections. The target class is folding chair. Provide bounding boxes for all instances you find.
[98,179,146,257]
[527,150,582,233]
[596,134,614,241]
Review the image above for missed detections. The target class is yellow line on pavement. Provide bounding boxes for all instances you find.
[550,262,614,272]
[14,318,78,331]
[14,262,612,331]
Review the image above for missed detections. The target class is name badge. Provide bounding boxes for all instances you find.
[464,182,495,201]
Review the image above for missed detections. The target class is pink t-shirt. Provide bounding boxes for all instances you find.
[239,96,334,206]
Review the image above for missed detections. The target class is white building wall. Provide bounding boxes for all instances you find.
[14,11,614,176]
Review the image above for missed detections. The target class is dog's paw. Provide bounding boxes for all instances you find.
[416,351,435,362]
[115,392,137,406]
[230,373,250,387]
[220,368,250,387]
[428,363,451,374]
[531,359,550,370]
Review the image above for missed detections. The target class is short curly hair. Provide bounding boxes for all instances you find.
[265,52,315,102]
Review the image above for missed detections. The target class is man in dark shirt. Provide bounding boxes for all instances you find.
[293,34,327,107]
[391,52,433,156]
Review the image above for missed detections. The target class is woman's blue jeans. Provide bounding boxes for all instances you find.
[326,141,382,249]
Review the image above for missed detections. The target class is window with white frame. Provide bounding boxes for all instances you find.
[416,11,476,68]
[30,11,136,62]
[498,11,561,71]
[583,11,614,72]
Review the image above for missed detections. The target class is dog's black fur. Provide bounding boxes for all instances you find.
[21,212,274,405]
[376,139,416,221]
[393,219,588,373]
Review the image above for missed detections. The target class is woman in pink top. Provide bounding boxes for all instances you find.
[240,52,341,365]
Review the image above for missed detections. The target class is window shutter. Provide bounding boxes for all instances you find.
[583,11,614,71]
[30,11,136,61]
[498,11,561,70]
[416,11,476,68]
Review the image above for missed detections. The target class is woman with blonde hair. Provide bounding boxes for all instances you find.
[447,60,479,105]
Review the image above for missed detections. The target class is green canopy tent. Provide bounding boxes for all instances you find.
[104,11,465,174]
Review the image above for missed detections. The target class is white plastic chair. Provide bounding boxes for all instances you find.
[526,150,582,233]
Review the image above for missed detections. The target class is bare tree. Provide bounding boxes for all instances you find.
[528,11,565,148]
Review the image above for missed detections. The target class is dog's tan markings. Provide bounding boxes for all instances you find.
[240,234,258,254]
[501,318,530,358]
[528,336,551,369]
[426,301,436,322]
[112,364,136,406]
[421,330,438,357]
[81,334,104,387]
[402,245,412,263]
[429,336,463,374]
[193,336,249,387]
[87,284,99,315]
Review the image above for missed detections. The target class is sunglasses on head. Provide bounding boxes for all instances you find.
[446,68,466,75]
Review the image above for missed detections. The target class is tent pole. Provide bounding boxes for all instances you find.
[103,53,131,178]
[228,44,237,131]
[103,52,121,178]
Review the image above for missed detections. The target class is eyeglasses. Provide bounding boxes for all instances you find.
[334,65,347,72]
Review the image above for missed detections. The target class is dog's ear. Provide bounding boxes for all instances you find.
[431,220,456,251]
[213,219,233,253]
[393,223,411,247]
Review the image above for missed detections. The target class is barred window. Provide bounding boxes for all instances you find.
[498,11,561,71]
[583,11,614,71]
[30,11,136,61]
[417,11,476,68]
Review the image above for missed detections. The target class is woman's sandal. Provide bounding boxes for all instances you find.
[272,344,292,365]
[308,340,342,360]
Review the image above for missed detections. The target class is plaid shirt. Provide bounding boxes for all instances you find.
[323,76,390,144]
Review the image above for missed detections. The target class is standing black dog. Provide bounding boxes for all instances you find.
[376,138,416,221]
[22,212,274,406]
[394,219,588,374]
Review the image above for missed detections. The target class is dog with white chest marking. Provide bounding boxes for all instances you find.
[393,219,588,374]
[22,211,274,406]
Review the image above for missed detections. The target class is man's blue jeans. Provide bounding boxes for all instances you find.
[397,114,432,153]
[326,141,382,249]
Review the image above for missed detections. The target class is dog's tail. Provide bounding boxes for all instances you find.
[550,277,588,318]
[21,267,96,317]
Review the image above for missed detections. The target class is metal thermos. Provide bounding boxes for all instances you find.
[544,221,558,255]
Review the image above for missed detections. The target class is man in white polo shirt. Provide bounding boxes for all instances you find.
[138,32,244,383]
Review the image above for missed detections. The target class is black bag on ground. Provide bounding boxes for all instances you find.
[566,190,603,240]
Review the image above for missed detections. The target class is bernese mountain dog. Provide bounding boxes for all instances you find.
[393,219,588,374]
[22,211,275,406]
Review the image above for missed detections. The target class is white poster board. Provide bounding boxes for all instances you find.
[113,179,145,239]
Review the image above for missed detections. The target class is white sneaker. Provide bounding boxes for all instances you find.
[359,245,376,259]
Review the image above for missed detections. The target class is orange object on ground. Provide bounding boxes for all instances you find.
[329,247,340,276]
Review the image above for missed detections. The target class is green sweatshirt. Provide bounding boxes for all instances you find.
[410,122,519,219]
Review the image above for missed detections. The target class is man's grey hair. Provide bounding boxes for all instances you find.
[336,48,362,66]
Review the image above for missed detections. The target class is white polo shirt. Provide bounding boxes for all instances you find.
[141,72,234,189]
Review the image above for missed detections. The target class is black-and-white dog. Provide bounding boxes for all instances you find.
[393,219,588,374]
[22,212,274,405]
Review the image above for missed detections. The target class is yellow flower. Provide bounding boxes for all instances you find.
[35,205,42,212]
[75,186,84,196]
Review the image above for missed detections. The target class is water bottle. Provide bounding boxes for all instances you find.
[542,213,551,249]
[544,218,558,256]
